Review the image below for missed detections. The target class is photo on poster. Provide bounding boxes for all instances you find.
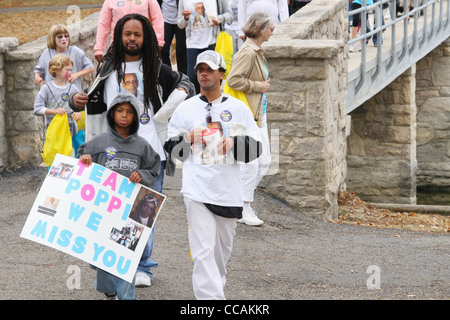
[110,219,145,252]
[37,196,60,217]
[128,187,165,229]
[48,162,75,180]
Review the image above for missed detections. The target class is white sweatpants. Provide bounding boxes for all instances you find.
[241,118,271,202]
[184,197,237,300]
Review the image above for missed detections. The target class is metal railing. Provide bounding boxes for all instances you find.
[346,0,450,113]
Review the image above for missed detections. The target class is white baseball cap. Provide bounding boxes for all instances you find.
[194,50,226,71]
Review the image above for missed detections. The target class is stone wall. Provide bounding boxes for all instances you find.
[261,0,348,221]
[1,3,350,222]
[347,67,417,204]
[346,38,450,204]
[416,38,450,188]
[0,38,19,170]
[1,12,99,168]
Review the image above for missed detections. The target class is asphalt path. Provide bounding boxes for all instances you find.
[0,166,448,307]
[1,3,448,314]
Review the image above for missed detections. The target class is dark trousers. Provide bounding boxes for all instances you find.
[289,0,310,15]
[161,22,187,75]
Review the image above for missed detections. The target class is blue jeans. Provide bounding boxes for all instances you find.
[95,268,136,300]
[94,161,165,299]
[187,45,216,94]
[137,160,165,277]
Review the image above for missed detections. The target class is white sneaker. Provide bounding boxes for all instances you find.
[238,208,264,226]
[349,43,361,52]
[135,272,151,287]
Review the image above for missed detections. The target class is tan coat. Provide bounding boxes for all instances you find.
[226,38,267,127]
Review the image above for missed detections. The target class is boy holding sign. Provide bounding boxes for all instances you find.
[78,91,160,299]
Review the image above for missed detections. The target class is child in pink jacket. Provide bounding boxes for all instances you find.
[94,0,165,62]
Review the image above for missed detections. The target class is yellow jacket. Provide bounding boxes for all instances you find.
[227,38,267,127]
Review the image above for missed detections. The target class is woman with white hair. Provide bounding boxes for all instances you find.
[227,12,274,226]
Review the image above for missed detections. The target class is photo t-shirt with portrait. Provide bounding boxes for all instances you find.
[167,94,260,207]
[183,0,214,48]
[104,59,166,161]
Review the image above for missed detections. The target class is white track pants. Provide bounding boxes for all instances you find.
[241,119,271,202]
[184,197,237,300]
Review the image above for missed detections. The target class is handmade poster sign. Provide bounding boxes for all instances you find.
[20,154,166,283]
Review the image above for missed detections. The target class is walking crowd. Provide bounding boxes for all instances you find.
[32,0,305,301]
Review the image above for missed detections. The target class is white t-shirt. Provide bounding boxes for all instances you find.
[168,94,260,207]
[225,0,239,31]
[182,0,215,48]
[104,59,166,161]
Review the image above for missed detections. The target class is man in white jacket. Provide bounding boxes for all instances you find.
[164,51,262,299]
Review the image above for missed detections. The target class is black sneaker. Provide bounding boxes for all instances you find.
[103,293,118,300]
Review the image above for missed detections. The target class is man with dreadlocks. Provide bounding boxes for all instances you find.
[70,13,194,290]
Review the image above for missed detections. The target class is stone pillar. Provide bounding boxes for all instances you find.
[5,51,45,167]
[259,0,349,221]
[416,38,450,190]
[347,66,417,204]
[262,33,348,221]
[0,38,18,170]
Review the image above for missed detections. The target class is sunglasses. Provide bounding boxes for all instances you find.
[142,194,158,205]
[205,102,212,124]
[56,34,70,40]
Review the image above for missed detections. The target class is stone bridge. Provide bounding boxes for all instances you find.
[0,0,449,221]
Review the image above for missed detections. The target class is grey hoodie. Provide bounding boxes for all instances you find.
[77,91,160,188]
